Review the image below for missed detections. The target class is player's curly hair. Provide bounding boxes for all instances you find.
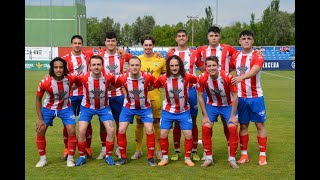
[166,55,186,78]
[49,57,68,77]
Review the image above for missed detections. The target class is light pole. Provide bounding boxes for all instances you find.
[187,15,198,47]
[49,0,53,60]
[77,14,85,35]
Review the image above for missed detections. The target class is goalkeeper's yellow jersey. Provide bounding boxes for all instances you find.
[138,53,166,100]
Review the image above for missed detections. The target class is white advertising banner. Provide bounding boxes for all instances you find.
[25,47,58,61]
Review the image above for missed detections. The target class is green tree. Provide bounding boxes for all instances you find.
[121,23,134,46]
[132,16,156,45]
[86,17,101,46]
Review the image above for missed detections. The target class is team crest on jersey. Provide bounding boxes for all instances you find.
[106,63,118,74]
[55,90,67,100]
[130,87,142,100]
[154,62,158,67]
[90,88,103,99]
[75,63,85,74]
[248,56,252,61]
[146,68,154,74]
[219,77,224,84]
[237,64,248,75]
[219,47,223,51]
[170,87,183,99]
[210,87,224,97]
[188,52,191,56]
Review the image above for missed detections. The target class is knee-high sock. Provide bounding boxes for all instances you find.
[228,126,238,158]
[67,135,77,156]
[192,124,198,151]
[153,123,161,151]
[86,123,93,148]
[135,123,144,151]
[146,133,155,159]
[184,138,193,158]
[257,136,267,153]
[106,140,115,156]
[100,131,107,148]
[202,126,212,156]
[239,134,249,151]
[159,137,169,156]
[63,126,68,149]
[36,135,46,156]
[117,133,127,158]
[78,141,86,156]
[173,126,181,150]
[223,124,230,146]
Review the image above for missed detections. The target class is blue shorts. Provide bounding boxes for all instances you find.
[41,106,76,126]
[119,107,154,123]
[188,86,198,117]
[70,95,83,116]
[109,94,124,122]
[237,96,266,124]
[160,110,193,130]
[205,104,232,123]
[78,105,114,123]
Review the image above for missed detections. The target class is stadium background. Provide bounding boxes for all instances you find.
[25,0,295,71]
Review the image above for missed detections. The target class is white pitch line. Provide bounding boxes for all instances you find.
[262,71,295,80]
[266,99,294,103]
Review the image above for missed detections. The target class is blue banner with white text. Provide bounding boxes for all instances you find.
[262,60,295,71]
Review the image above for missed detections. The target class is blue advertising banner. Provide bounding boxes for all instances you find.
[262,60,295,71]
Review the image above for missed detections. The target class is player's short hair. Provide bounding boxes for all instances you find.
[239,30,254,38]
[140,35,155,45]
[49,57,68,77]
[205,55,219,66]
[166,55,186,78]
[208,26,220,34]
[71,35,83,44]
[89,55,104,65]
[128,56,141,64]
[105,31,117,39]
[176,29,188,36]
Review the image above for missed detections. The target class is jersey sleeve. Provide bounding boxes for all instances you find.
[152,74,164,89]
[196,74,205,92]
[253,52,264,67]
[36,77,48,97]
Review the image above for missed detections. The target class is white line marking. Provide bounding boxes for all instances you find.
[266,99,294,103]
[262,71,295,80]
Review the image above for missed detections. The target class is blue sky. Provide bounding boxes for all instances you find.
[86,0,295,27]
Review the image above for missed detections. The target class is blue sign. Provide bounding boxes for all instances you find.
[262,60,295,71]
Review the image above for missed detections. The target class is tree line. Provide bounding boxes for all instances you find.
[86,0,294,47]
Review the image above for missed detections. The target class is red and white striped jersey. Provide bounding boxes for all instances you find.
[36,74,77,110]
[197,70,237,106]
[115,71,156,109]
[99,51,132,97]
[153,73,197,113]
[195,44,238,72]
[61,51,93,96]
[166,48,203,75]
[78,71,116,110]
[230,50,264,98]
